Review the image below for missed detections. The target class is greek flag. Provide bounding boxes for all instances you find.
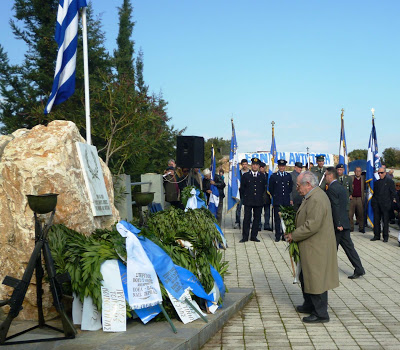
[339,113,348,174]
[208,146,219,218]
[366,118,381,228]
[44,0,87,114]
[228,120,240,211]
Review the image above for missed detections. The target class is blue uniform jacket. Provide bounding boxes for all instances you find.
[269,171,293,206]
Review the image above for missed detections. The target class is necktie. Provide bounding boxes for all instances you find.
[340,177,343,184]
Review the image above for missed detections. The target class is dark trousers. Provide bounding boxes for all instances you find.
[335,229,365,275]
[242,205,262,241]
[373,205,389,240]
[300,271,329,319]
[349,197,364,231]
[235,200,242,224]
[273,205,283,240]
[217,198,224,226]
[259,203,271,229]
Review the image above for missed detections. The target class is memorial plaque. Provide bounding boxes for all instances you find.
[76,142,112,216]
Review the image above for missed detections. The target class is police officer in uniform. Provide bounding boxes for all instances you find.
[239,157,268,243]
[336,163,353,212]
[311,155,327,190]
[269,159,293,242]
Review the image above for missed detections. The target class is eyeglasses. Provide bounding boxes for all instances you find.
[378,172,385,174]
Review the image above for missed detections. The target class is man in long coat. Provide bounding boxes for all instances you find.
[285,171,339,323]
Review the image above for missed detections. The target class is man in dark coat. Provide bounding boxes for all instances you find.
[269,159,293,242]
[258,162,272,231]
[290,162,303,212]
[371,167,397,242]
[325,167,365,279]
[239,157,268,243]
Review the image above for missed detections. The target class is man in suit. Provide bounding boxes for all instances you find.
[269,159,293,242]
[290,162,303,212]
[258,162,272,231]
[239,157,268,243]
[285,171,339,323]
[234,159,250,229]
[325,167,365,279]
[336,164,353,211]
[311,155,327,190]
[371,167,397,242]
[350,166,366,233]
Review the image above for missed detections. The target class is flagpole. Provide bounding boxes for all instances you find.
[82,7,91,145]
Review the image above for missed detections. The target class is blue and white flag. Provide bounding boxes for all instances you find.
[208,146,220,218]
[268,132,277,179]
[44,0,87,114]
[366,118,381,228]
[228,120,240,211]
[339,112,348,174]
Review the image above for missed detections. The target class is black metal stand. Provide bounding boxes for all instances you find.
[0,209,76,345]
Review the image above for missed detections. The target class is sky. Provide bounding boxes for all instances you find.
[1,0,399,156]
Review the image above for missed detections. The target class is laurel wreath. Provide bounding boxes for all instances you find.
[85,149,99,180]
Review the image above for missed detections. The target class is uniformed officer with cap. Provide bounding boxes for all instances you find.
[291,162,303,212]
[336,163,353,212]
[311,154,327,190]
[239,157,268,242]
[269,159,293,242]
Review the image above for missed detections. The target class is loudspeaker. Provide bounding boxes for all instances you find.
[176,136,204,168]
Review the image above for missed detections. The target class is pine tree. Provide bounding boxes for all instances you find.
[114,0,135,80]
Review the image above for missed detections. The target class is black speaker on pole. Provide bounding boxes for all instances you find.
[176,136,204,168]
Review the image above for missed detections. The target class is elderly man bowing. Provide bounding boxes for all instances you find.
[285,171,339,323]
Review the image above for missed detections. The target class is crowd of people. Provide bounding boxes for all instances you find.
[235,155,399,324]
[162,159,226,225]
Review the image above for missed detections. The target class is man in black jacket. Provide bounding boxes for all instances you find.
[371,167,397,242]
[239,157,268,243]
[325,167,365,279]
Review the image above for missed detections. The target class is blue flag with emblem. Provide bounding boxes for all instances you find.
[268,127,277,204]
[366,117,381,228]
[228,120,240,211]
[45,0,87,114]
[339,110,348,174]
[208,146,219,218]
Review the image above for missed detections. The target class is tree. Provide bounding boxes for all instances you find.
[348,149,368,161]
[114,0,135,79]
[382,148,398,168]
[204,137,230,169]
[135,49,148,95]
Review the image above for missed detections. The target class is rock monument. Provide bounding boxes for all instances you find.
[0,120,120,319]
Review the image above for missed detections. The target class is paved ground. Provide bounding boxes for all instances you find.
[203,212,400,350]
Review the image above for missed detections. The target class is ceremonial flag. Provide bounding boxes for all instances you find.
[228,120,240,211]
[268,131,277,180]
[366,117,381,228]
[339,110,348,174]
[208,145,220,218]
[45,0,87,114]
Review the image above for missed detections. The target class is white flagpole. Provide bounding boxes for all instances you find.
[82,7,91,145]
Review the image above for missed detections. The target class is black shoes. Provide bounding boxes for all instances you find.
[348,272,365,279]
[370,237,379,241]
[239,239,247,243]
[359,228,365,233]
[302,314,329,323]
[264,226,272,231]
[383,239,388,243]
[250,238,260,242]
[274,238,280,242]
[258,227,262,231]
[295,305,314,314]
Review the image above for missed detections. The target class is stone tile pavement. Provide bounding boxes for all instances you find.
[203,213,400,350]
